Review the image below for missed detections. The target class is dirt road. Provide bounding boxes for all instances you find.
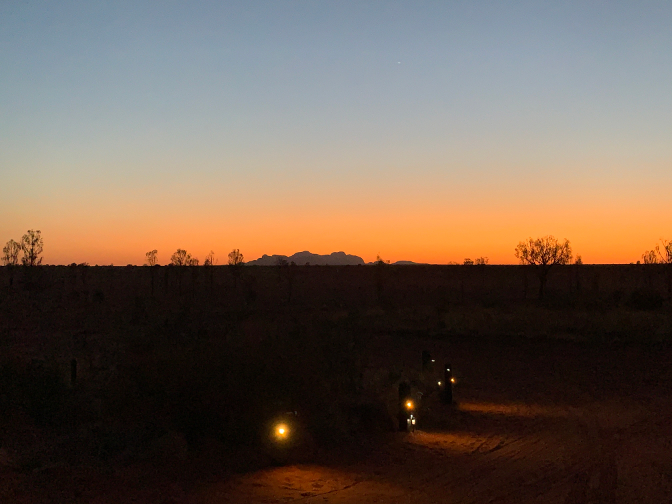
[4,336,672,503]
[195,400,672,503]
[190,337,672,504]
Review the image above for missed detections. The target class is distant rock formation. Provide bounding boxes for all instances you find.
[246,251,366,266]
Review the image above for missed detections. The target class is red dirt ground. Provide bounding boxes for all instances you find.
[3,335,672,504]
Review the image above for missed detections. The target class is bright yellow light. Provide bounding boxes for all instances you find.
[275,424,289,439]
[450,377,456,384]
[437,381,442,386]
[406,401,414,409]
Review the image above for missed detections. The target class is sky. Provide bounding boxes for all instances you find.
[1,1,671,265]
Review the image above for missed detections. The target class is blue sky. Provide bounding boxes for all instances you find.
[1,1,671,264]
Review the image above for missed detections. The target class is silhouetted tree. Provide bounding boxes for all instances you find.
[203,250,217,266]
[228,249,244,266]
[2,239,21,265]
[21,230,43,266]
[659,239,672,264]
[145,249,158,266]
[227,249,244,289]
[643,239,672,264]
[463,258,474,265]
[475,257,489,265]
[170,248,198,266]
[375,254,390,265]
[515,235,572,299]
[574,255,583,265]
[642,250,658,264]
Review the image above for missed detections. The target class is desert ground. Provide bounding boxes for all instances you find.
[3,333,672,504]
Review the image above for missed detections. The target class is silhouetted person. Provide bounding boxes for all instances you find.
[398,382,412,431]
[442,363,453,404]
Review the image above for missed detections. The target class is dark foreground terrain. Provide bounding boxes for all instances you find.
[3,334,672,504]
[2,265,671,502]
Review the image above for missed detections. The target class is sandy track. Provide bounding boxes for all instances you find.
[4,337,672,503]
[191,397,672,504]
[191,336,672,504]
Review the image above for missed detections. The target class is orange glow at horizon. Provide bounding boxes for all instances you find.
[2,158,670,266]
[5,203,668,266]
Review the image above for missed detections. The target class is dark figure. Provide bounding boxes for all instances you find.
[421,350,433,373]
[398,382,412,431]
[442,363,453,404]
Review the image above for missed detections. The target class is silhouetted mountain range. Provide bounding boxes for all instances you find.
[246,251,366,266]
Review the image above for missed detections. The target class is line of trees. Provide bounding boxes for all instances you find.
[3,231,670,271]
[141,249,245,267]
[463,257,489,265]
[2,230,43,266]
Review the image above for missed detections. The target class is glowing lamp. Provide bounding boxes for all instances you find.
[275,424,289,439]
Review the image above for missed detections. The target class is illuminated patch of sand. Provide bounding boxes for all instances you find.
[194,465,408,504]
[457,401,570,418]
[405,430,508,455]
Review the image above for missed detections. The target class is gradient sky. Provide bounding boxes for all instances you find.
[1,1,671,265]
